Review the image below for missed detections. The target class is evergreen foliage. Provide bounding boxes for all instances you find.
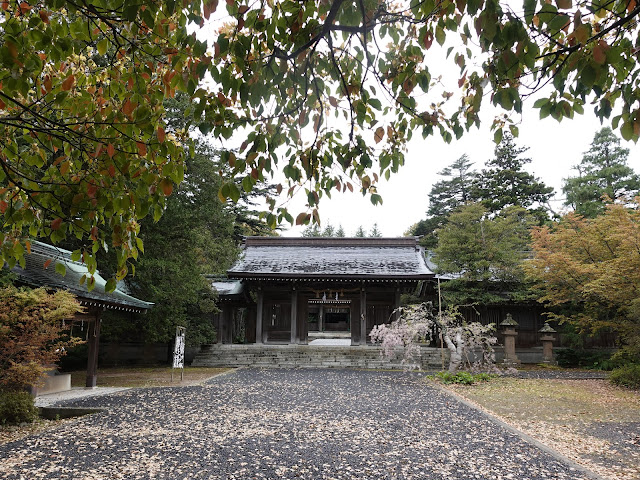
[474,134,554,223]
[563,128,640,217]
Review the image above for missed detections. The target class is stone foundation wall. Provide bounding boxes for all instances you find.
[192,345,448,370]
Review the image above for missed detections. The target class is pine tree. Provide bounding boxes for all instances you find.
[427,155,477,219]
[563,128,640,217]
[322,223,336,237]
[474,134,554,223]
[369,223,383,237]
[416,155,478,248]
[335,225,346,237]
[354,226,366,237]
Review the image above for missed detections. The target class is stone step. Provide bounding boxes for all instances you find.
[192,345,449,370]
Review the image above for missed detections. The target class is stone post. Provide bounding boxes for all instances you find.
[539,322,557,364]
[500,313,520,365]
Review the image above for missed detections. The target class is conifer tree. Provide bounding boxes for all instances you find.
[563,128,640,218]
[474,134,554,223]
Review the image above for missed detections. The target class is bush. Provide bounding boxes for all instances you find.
[0,390,39,425]
[556,348,618,370]
[609,364,640,390]
[434,371,493,385]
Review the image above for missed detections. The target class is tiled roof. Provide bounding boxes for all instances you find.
[12,242,153,312]
[208,277,245,297]
[228,237,434,280]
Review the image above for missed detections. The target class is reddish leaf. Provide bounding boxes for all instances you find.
[374,126,384,143]
[107,143,115,158]
[157,126,165,143]
[122,99,135,116]
[60,161,69,176]
[108,164,116,177]
[295,212,309,225]
[51,218,62,230]
[593,44,606,64]
[160,178,173,196]
[61,74,75,91]
[39,10,49,23]
[423,31,433,50]
[136,141,147,157]
[43,259,52,269]
[0,200,7,213]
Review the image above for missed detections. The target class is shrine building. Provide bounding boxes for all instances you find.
[215,236,434,346]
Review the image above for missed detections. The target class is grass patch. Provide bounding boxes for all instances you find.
[70,366,231,388]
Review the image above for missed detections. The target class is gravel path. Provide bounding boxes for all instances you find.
[0,369,597,479]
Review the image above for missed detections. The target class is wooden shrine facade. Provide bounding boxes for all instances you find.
[217,237,434,346]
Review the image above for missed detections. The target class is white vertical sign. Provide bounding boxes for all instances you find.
[172,326,186,380]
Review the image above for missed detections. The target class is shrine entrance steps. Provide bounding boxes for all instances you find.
[191,344,448,370]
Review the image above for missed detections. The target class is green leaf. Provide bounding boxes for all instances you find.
[621,121,634,141]
[97,39,108,56]
[228,183,241,203]
[435,26,446,46]
[55,262,66,277]
[105,278,117,293]
[123,4,139,21]
[533,98,549,109]
[493,129,503,144]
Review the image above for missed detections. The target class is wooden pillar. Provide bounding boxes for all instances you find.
[246,306,256,344]
[215,312,223,344]
[318,304,324,332]
[350,297,360,346]
[360,288,367,346]
[256,289,264,344]
[394,287,401,321]
[222,305,233,344]
[298,295,308,345]
[86,310,102,388]
[290,288,298,344]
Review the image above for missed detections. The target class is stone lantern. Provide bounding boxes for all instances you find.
[538,322,557,364]
[500,313,520,365]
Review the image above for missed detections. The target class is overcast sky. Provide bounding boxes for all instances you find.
[277,110,639,237]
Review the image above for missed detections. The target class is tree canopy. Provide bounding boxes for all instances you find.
[0,286,82,389]
[434,202,535,304]
[563,127,640,217]
[528,201,640,357]
[3,0,640,285]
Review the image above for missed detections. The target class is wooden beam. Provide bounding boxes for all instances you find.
[85,310,102,388]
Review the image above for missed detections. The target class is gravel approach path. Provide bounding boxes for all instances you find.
[0,369,599,480]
